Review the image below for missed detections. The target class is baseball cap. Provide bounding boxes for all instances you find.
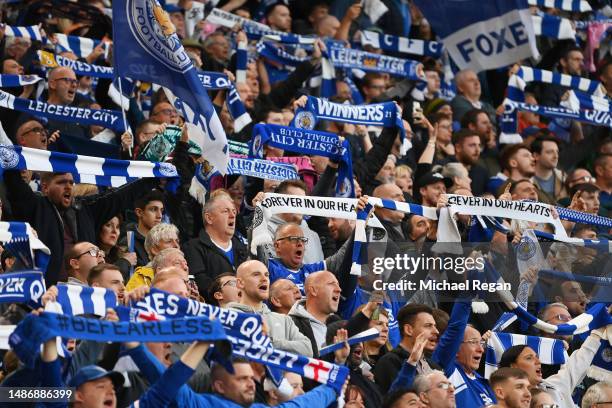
[416,172,452,190]
[67,365,124,389]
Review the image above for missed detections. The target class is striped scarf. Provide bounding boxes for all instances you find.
[0,144,178,187]
[501,66,610,143]
[485,332,568,378]
[1,24,45,42]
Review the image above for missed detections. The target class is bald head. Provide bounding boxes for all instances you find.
[236,260,270,304]
[304,271,340,317]
[48,66,77,105]
[153,266,189,298]
[269,278,301,314]
[373,183,405,224]
[316,15,340,38]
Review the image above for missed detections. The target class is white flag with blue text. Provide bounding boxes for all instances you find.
[414,0,540,73]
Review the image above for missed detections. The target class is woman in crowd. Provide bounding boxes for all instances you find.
[97,216,137,279]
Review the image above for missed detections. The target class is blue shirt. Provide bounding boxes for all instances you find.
[267,258,325,292]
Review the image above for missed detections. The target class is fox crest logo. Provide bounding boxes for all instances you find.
[152,5,176,37]
[127,0,192,72]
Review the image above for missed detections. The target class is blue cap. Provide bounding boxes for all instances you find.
[67,365,124,389]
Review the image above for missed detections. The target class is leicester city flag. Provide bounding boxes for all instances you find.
[112,0,229,172]
[414,0,540,73]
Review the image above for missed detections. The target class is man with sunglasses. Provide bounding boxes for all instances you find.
[14,118,60,150]
[64,242,105,286]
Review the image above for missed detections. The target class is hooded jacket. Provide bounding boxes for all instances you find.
[228,302,313,357]
[288,299,328,358]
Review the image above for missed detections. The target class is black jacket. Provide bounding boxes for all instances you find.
[4,171,158,285]
[373,345,442,393]
[182,228,248,297]
[352,126,398,196]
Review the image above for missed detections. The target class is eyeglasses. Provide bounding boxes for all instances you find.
[545,314,572,323]
[55,77,78,86]
[426,381,453,391]
[221,279,237,288]
[76,248,104,259]
[152,108,178,116]
[276,236,309,244]
[20,127,48,137]
[463,339,486,347]
[540,404,561,408]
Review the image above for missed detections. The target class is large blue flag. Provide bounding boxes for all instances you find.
[414,0,540,73]
[112,0,229,172]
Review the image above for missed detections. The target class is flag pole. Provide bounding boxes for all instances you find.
[116,76,132,157]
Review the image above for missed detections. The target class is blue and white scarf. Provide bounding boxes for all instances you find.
[502,66,609,142]
[54,33,109,59]
[482,261,612,335]
[256,41,308,68]
[0,271,46,306]
[589,339,612,381]
[360,31,444,58]
[292,95,409,155]
[318,328,380,356]
[235,39,248,83]
[251,123,355,198]
[0,144,178,187]
[484,332,568,379]
[0,74,44,88]
[45,284,117,318]
[352,198,438,275]
[1,24,45,42]
[251,193,386,255]
[196,71,252,132]
[532,13,576,40]
[37,51,114,79]
[108,77,136,111]
[527,0,591,12]
[188,158,298,204]
[0,90,125,132]
[326,42,425,81]
[0,222,51,272]
[9,312,228,369]
[126,289,349,393]
[205,8,315,44]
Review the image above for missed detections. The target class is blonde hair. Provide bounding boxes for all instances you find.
[73,183,98,197]
[395,164,412,179]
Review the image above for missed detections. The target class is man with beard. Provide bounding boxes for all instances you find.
[452,129,489,196]
[531,136,566,204]
[374,304,441,393]
[489,144,536,195]
[228,260,313,356]
[490,368,531,408]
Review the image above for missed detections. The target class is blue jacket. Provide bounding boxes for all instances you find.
[127,344,339,408]
[431,301,496,407]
